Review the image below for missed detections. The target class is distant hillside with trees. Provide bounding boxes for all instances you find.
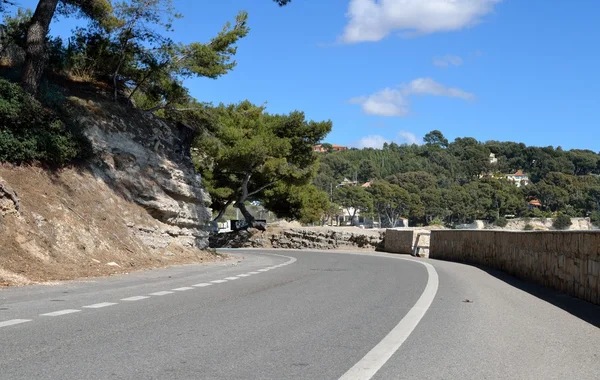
[315,130,600,228]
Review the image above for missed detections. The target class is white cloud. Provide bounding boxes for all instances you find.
[433,54,464,68]
[351,77,474,117]
[353,135,391,149]
[342,0,501,43]
[398,131,420,145]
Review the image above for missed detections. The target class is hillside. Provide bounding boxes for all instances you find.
[315,132,600,228]
[0,79,220,286]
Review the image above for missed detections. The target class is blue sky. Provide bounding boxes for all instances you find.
[12,0,600,151]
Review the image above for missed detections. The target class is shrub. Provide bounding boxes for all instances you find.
[0,78,91,165]
[494,217,508,228]
[552,214,572,230]
[590,211,600,227]
[523,223,534,231]
[429,217,444,226]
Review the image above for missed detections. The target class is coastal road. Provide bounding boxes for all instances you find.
[0,249,598,379]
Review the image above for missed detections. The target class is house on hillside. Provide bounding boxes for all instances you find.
[528,199,542,210]
[312,144,348,153]
[506,170,530,187]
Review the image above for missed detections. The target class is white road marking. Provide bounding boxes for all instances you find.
[237,274,251,277]
[192,283,212,287]
[121,296,149,301]
[257,268,270,272]
[0,319,32,328]
[150,291,174,296]
[40,309,81,317]
[224,277,239,280]
[249,271,261,274]
[338,260,439,380]
[83,302,117,309]
[173,287,194,291]
[211,279,228,284]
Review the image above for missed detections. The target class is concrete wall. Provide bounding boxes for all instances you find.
[384,229,414,254]
[430,230,600,305]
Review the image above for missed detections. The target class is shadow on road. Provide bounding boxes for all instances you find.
[476,265,600,329]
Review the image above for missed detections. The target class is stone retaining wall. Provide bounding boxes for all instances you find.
[430,230,600,305]
[384,230,414,254]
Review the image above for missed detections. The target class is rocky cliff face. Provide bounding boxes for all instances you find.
[76,98,213,249]
[0,98,215,286]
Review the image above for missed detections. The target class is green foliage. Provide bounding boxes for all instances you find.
[423,129,448,148]
[334,185,373,225]
[313,129,600,227]
[590,211,600,227]
[1,9,31,51]
[523,223,534,231]
[494,217,508,227]
[192,100,331,223]
[263,183,329,224]
[0,78,90,164]
[367,181,411,227]
[553,213,572,230]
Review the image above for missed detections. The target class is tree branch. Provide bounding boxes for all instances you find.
[246,181,278,198]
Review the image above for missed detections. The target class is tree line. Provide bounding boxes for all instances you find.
[315,130,600,227]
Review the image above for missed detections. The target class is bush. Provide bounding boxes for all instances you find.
[523,223,534,231]
[552,214,572,230]
[591,211,600,227]
[494,217,508,228]
[0,78,91,165]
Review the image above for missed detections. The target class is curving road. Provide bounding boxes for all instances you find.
[0,249,598,379]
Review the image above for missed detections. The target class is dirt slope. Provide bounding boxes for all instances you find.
[0,165,222,286]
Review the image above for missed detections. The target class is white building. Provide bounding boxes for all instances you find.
[506,170,530,187]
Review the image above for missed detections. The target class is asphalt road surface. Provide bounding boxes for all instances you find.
[1,249,599,380]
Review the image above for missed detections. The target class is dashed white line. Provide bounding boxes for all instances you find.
[257,269,270,272]
[40,309,81,317]
[224,277,239,280]
[249,271,261,274]
[192,283,212,287]
[173,287,194,291]
[211,279,228,284]
[237,274,251,277]
[83,302,117,309]
[121,296,149,301]
[150,291,174,296]
[0,319,32,328]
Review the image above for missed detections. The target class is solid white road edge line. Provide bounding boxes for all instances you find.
[40,309,81,317]
[338,260,439,380]
[0,319,32,328]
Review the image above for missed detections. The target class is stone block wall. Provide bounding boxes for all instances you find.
[430,231,600,305]
[384,229,414,254]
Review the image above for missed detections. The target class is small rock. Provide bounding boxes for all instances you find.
[106,262,121,267]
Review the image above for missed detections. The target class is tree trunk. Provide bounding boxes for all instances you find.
[21,0,59,95]
[236,202,255,226]
[212,199,234,222]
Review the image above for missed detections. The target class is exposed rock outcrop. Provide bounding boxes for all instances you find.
[210,227,385,251]
[76,98,212,249]
[0,97,216,286]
